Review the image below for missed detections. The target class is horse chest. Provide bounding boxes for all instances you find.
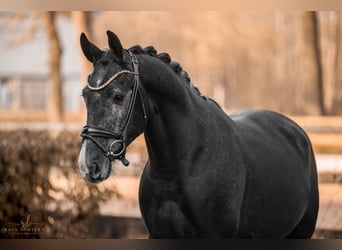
[139,167,244,238]
[139,180,196,237]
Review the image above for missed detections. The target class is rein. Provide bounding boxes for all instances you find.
[81,51,147,166]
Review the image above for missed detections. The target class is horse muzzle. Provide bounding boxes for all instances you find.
[78,140,112,183]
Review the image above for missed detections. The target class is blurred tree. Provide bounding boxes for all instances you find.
[71,11,93,121]
[71,11,92,87]
[309,11,325,115]
[43,12,63,122]
[335,13,342,114]
[317,12,340,115]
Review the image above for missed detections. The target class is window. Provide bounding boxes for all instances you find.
[0,77,15,109]
[20,77,47,109]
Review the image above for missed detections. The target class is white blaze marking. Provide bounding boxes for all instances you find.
[78,140,89,178]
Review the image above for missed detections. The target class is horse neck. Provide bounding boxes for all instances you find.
[139,55,212,178]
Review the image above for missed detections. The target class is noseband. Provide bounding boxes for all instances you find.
[81,51,147,166]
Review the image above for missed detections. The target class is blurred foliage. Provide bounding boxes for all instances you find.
[0,130,117,238]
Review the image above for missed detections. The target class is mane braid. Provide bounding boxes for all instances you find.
[128,45,206,98]
[128,45,190,84]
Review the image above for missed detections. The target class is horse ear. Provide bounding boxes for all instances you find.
[106,30,123,61]
[80,33,102,63]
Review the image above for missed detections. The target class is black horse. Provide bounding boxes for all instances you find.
[78,31,319,238]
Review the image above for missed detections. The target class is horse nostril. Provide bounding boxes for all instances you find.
[91,162,101,178]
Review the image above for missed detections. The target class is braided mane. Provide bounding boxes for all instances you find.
[128,45,204,97]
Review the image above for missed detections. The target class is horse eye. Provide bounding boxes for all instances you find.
[113,94,124,104]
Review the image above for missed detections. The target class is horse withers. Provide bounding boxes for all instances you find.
[78,31,319,238]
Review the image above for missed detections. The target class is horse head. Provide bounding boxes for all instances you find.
[78,31,147,183]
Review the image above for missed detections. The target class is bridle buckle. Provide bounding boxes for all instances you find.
[106,140,129,166]
[107,140,126,158]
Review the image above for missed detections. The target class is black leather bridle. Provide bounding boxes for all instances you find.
[81,51,147,166]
